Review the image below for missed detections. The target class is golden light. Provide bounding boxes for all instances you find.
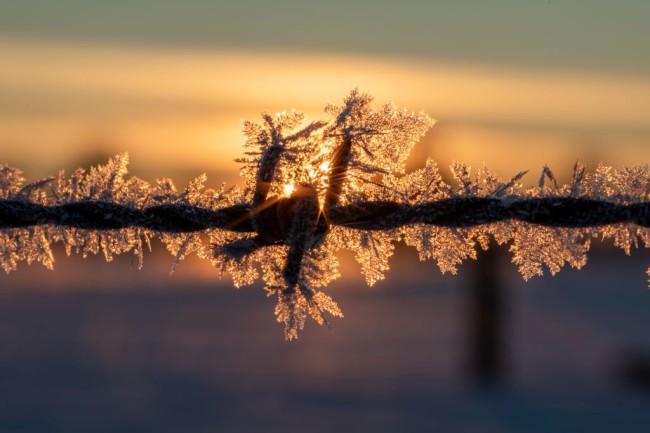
[1,38,649,185]
[283,183,295,197]
[319,161,331,172]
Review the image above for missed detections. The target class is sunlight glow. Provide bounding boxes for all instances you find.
[307,159,333,200]
[283,183,295,197]
[319,161,331,173]
[1,38,649,182]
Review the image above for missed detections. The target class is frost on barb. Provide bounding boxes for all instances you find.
[301,242,341,290]
[238,110,327,204]
[322,89,433,207]
[269,287,343,341]
[210,234,262,287]
[324,89,433,176]
[258,241,343,340]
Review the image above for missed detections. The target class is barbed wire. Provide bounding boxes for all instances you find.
[2,89,649,339]
[1,196,649,233]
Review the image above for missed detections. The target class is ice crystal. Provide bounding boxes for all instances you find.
[269,287,343,340]
[509,224,589,280]
[332,227,395,286]
[1,90,650,339]
[0,164,25,199]
[403,225,477,275]
[324,89,433,176]
[379,159,449,203]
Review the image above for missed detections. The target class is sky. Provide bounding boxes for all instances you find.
[1,0,649,184]
[3,0,650,73]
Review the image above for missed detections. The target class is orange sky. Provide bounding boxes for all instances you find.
[1,38,649,186]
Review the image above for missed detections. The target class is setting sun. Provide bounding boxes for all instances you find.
[282,183,295,197]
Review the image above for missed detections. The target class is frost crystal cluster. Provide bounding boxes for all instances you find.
[1,90,649,339]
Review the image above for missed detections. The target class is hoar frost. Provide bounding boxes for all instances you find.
[1,90,649,339]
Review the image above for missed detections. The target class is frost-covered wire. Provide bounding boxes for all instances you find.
[1,90,649,339]
[1,196,648,232]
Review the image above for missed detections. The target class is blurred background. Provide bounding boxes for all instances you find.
[1,1,650,432]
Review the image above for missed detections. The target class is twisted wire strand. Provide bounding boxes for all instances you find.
[1,197,648,232]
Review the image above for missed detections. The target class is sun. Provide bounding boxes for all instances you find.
[283,183,295,197]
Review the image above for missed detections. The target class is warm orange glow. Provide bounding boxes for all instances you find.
[1,38,649,185]
[283,183,295,197]
[319,161,331,173]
